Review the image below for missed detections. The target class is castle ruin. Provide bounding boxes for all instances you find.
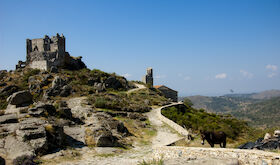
[142,67,153,86]
[142,67,178,102]
[17,33,86,70]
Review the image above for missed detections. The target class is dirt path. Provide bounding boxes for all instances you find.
[127,83,146,93]
[146,107,183,147]
[55,102,183,165]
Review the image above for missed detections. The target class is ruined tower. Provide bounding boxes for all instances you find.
[142,67,153,86]
[26,33,66,70]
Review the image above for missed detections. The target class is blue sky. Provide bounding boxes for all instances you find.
[0,0,280,96]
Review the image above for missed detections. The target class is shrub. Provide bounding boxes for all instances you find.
[161,104,248,140]
[94,97,107,108]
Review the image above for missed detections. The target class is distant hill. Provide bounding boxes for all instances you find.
[224,89,280,100]
[231,97,280,127]
[185,90,280,128]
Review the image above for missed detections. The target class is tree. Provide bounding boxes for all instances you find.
[183,98,193,107]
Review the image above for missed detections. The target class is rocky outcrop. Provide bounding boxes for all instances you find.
[64,55,87,70]
[28,103,56,117]
[7,90,33,107]
[0,85,19,97]
[0,114,18,124]
[66,97,93,121]
[104,76,124,90]
[45,76,72,97]
[84,112,130,147]
[0,117,67,162]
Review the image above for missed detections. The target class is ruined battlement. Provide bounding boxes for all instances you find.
[142,67,153,86]
[25,33,66,70]
[16,33,86,71]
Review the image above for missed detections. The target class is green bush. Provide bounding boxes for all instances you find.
[161,104,248,140]
[94,97,107,108]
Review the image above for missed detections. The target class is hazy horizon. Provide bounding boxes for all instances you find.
[1,0,279,96]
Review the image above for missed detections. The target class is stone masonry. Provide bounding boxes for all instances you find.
[142,67,153,86]
[19,33,86,70]
[26,33,66,70]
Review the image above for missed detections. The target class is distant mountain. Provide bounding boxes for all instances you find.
[185,90,280,128]
[224,90,280,100]
[187,95,256,113]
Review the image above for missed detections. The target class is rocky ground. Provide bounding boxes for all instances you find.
[1,69,280,165]
[40,103,280,165]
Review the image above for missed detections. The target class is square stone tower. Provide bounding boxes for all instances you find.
[26,33,66,70]
[142,67,153,86]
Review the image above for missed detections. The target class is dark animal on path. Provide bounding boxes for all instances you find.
[200,130,227,148]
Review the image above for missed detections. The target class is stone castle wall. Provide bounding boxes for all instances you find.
[26,34,66,70]
[156,103,189,137]
[142,67,153,86]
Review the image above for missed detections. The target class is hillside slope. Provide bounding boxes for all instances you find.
[186,92,280,127]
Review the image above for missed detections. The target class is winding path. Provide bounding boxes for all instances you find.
[54,84,280,164]
[127,83,146,93]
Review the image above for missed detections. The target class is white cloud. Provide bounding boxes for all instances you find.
[268,73,277,78]
[240,70,253,79]
[121,73,131,78]
[215,73,227,79]
[155,75,166,79]
[184,76,191,80]
[266,64,278,71]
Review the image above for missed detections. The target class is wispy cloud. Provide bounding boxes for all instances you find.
[178,73,191,81]
[266,64,278,78]
[121,73,131,78]
[240,70,253,79]
[155,75,166,79]
[215,73,227,79]
[268,73,277,78]
[266,64,278,71]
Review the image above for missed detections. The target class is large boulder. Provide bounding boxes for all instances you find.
[64,54,87,70]
[1,118,48,161]
[0,117,68,162]
[45,76,72,97]
[7,90,33,107]
[104,76,123,90]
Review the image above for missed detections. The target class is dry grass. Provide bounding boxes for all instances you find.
[114,116,157,147]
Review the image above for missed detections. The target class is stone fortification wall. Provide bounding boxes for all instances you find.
[152,146,280,165]
[142,67,153,86]
[156,103,189,137]
[29,61,48,70]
